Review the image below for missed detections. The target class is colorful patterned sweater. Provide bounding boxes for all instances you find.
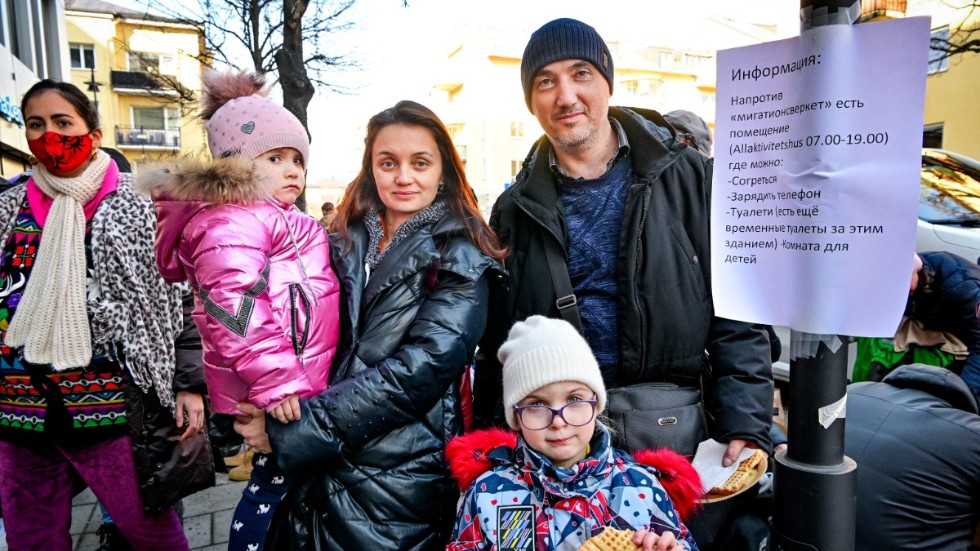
[0,196,127,443]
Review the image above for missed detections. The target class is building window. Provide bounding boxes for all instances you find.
[447,123,463,141]
[117,106,181,149]
[657,50,673,68]
[928,27,949,75]
[6,0,24,65]
[923,123,943,149]
[683,54,711,68]
[128,51,176,75]
[621,78,662,98]
[510,120,523,137]
[133,106,179,129]
[70,43,95,69]
[511,160,521,177]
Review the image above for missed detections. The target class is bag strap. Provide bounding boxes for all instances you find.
[543,241,583,333]
[545,248,584,332]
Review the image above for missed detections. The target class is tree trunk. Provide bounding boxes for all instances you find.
[275,0,315,212]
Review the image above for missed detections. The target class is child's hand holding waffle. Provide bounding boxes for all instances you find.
[578,527,684,551]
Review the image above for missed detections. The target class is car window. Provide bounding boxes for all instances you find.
[919,152,980,223]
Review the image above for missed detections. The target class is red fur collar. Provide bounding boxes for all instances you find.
[445,428,517,491]
[445,429,703,521]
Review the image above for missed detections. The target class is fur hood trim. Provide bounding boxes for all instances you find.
[445,428,517,492]
[445,429,703,521]
[633,448,703,521]
[133,156,273,205]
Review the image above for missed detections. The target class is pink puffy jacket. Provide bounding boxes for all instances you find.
[136,157,340,415]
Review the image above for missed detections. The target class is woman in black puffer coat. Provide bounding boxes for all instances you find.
[234,100,506,550]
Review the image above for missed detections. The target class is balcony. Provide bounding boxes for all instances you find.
[110,71,180,97]
[115,126,181,149]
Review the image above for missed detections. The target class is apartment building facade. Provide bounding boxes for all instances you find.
[65,0,207,169]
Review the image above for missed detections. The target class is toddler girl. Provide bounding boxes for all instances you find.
[137,70,340,551]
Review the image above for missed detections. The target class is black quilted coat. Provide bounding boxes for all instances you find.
[265,213,499,550]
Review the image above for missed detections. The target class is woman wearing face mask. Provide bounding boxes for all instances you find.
[234,100,506,550]
[0,80,212,550]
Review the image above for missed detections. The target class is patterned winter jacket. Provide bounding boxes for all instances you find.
[137,157,340,415]
[446,428,700,551]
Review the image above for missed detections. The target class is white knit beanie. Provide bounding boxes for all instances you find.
[499,315,607,430]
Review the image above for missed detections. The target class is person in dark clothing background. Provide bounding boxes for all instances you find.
[908,252,980,403]
[100,146,132,173]
[845,364,980,551]
[663,109,713,157]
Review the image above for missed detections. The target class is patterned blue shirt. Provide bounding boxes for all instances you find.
[557,154,633,385]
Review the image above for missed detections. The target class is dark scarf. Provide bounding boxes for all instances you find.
[364,201,449,271]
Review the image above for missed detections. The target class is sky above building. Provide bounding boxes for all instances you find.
[125,0,802,182]
[302,0,801,183]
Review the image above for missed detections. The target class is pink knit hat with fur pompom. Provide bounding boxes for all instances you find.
[199,69,309,163]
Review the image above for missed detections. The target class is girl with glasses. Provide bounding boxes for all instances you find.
[447,316,702,551]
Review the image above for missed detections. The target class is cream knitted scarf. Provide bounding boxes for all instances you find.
[5,151,111,369]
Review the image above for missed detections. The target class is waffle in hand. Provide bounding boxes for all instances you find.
[708,449,765,496]
[577,528,641,551]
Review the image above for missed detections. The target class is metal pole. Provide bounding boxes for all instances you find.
[87,66,100,118]
[769,2,860,550]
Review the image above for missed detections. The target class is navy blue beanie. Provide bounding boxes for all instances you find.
[520,18,614,113]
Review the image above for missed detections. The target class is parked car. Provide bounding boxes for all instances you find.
[917,148,980,262]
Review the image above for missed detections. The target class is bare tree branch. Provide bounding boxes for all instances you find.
[931,0,980,59]
[138,0,410,208]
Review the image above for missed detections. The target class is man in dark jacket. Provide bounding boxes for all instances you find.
[473,17,773,469]
[909,252,980,403]
[845,364,980,550]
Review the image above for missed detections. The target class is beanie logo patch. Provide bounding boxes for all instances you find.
[241,121,255,134]
[602,54,608,69]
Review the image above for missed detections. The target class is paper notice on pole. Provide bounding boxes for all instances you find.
[711,17,931,337]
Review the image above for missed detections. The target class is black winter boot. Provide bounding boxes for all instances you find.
[95,522,133,551]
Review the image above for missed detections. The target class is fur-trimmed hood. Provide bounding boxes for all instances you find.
[133,156,273,205]
[445,428,703,522]
[135,156,278,284]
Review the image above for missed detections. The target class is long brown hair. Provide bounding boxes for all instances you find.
[334,100,506,261]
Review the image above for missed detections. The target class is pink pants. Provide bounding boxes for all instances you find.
[0,434,189,551]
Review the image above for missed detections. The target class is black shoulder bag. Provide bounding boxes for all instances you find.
[543,244,707,458]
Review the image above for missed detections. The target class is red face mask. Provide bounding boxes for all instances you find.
[28,131,94,176]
